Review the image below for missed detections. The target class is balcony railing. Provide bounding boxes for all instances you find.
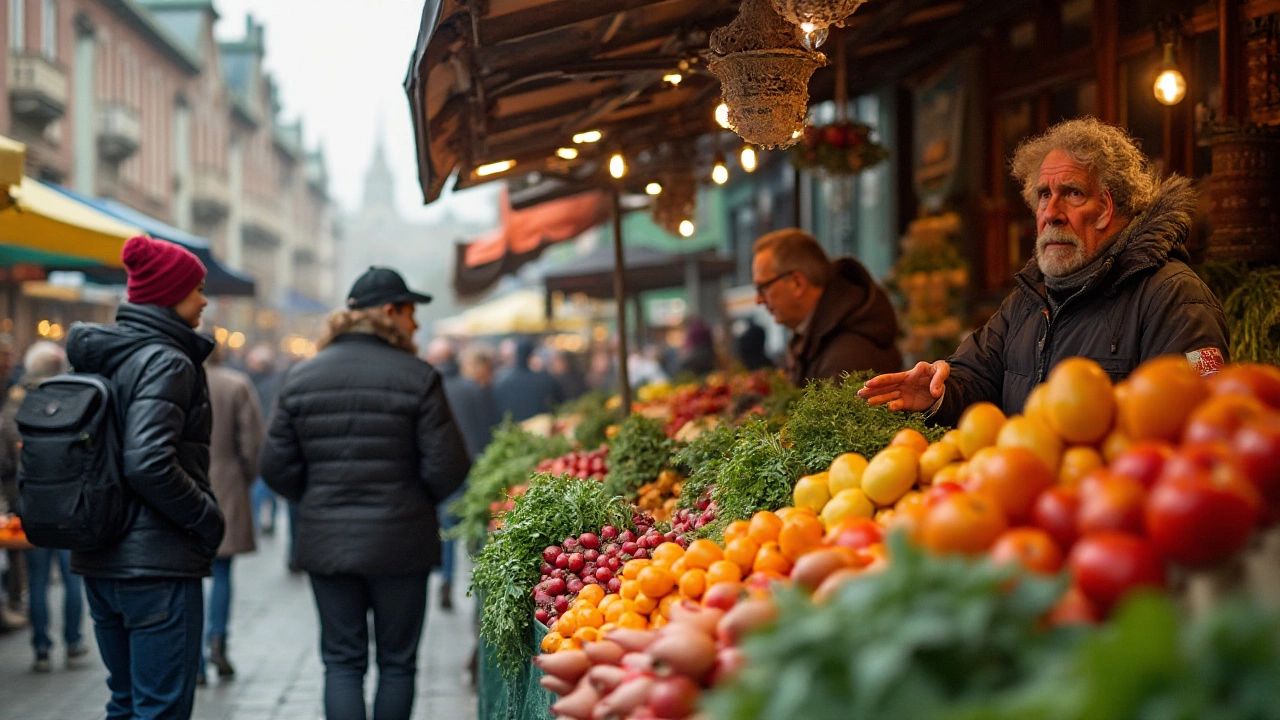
[9,53,68,126]
[97,103,141,163]
[192,167,230,225]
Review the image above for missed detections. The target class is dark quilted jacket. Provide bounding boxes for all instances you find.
[260,332,470,575]
[66,304,223,579]
[935,176,1229,427]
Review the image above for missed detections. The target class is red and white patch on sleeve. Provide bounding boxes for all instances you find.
[1186,347,1226,376]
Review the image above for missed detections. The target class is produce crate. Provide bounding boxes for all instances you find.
[476,601,554,720]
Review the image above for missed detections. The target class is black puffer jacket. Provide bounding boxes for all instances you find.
[935,176,1229,427]
[66,304,223,579]
[260,331,471,575]
[788,257,903,385]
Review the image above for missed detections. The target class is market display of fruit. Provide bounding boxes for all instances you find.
[536,446,610,481]
[0,513,30,548]
[468,361,1280,720]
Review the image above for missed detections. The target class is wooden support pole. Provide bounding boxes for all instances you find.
[611,187,632,415]
[1094,0,1120,123]
[1220,0,1244,120]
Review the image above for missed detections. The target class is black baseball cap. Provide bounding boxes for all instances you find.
[346,267,433,309]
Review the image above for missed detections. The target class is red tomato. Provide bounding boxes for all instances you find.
[1109,442,1174,489]
[1209,364,1280,410]
[966,447,1055,524]
[1183,393,1269,445]
[1145,445,1261,566]
[823,517,883,551]
[989,527,1064,574]
[1232,414,1280,516]
[1067,532,1166,614]
[1032,487,1081,551]
[1077,470,1147,536]
[924,482,965,507]
[1047,584,1100,626]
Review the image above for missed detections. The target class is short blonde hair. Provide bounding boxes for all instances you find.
[752,228,834,287]
[1010,117,1159,219]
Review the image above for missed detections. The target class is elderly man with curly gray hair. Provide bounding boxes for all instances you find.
[860,117,1229,425]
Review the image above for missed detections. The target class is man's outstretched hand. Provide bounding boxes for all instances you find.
[857,361,950,412]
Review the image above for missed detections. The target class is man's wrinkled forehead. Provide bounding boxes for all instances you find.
[1036,151,1098,191]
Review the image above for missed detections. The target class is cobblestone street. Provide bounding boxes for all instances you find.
[0,526,476,720]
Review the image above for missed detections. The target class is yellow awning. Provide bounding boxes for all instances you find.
[0,137,141,267]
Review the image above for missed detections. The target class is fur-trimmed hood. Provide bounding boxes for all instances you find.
[1018,174,1197,296]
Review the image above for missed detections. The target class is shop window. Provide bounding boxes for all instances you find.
[1191,30,1221,177]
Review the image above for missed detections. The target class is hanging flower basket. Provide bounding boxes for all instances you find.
[790,121,889,174]
[770,0,870,49]
[708,0,825,150]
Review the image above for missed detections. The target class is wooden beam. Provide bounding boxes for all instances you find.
[1221,0,1245,119]
[1093,0,1119,123]
[480,0,668,46]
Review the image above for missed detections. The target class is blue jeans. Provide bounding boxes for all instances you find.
[250,478,277,532]
[85,578,204,720]
[205,558,232,642]
[287,501,300,567]
[435,490,463,585]
[310,573,429,720]
[25,547,83,653]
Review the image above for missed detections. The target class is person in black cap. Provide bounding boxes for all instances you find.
[260,267,470,720]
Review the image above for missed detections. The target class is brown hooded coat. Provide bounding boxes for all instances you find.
[787,257,903,385]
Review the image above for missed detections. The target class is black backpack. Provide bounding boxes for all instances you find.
[15,372,132,550]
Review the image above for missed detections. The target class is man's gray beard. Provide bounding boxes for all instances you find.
[1035,226,1088,277]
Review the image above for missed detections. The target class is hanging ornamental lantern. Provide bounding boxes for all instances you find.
[651,169,698,238]
[708,0,826,150]
[770,0,870,49]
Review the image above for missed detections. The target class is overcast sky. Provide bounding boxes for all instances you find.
[212,0,498,226]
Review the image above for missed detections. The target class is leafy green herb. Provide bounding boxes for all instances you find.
[673,422,739,510]
[705,533,1070,720]
[446,421,569,548]
[556,391,618,449]
[706,418,807,534]
[1220,266,1280,365]
[603,414,673,499]
[784,372,947,474]
[471,475,634,680]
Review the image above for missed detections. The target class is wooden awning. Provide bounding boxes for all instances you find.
[405,0,1030,205]
[542,245,736,299]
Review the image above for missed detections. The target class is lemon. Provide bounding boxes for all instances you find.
[792,473,832,513]
[827,453,869,494]
[821,488,875,527]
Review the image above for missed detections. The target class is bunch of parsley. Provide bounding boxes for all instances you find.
[603,414,673,499]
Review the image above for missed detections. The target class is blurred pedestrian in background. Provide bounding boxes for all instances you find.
[676,319,717,377]
[548,349,588,402]
[201,347,265,684]
[261,267,470,720]
[735,320,774,371]
[424,338,496,611]
[1,341,87,671]
[244,345,282,536]
[0,331,26,629]
[494,337,564,422]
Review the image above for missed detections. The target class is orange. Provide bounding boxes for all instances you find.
[678,568,708,600]
[632,593,659,615]
[723,520,752,545]
[706,560,743,586]
[1058,446,1104,487]
[890,428,930,454]
[597,594,621,612]
[650,542,685,569]
[600,622,617,635]
[748,511,784,544]
[668,557,688,576]
[1117,355,1208,442]
[724,537,760,574]
[957,402,1007,459]
[861,446,920,506]
[895,490,926,513]
[919,441,962,485]
[540,631,564,653]
[577,606,604,628]
[619,580,640,601]
[966,446,1054,524]
[828,452,869,494]
[554,612,578,636]
[753,542,793,575]
[617,611,647,629]
[920,491,1008,556]
[1044,357,1115,444]
[684,539,725,570]
[996,415,1063,475]
[1023,383,1050,425]
[604,599,633,624]
[576,584,605,607]
[557,638,580,652]
[932,463,964,486]
[657,593,679,618]
[649,614,669,630]
[573,626,601,643]
[622,558,651,581]
[778,514,824,561]
[1101,428,1131,463]
[775,506,817,523]
[637,566,676,598]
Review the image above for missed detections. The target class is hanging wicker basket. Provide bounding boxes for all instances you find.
[652,170,698,237]
[770,0,869,48]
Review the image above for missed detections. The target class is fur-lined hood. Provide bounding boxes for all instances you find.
[317,309,416,354]
[1019,174,1197,295]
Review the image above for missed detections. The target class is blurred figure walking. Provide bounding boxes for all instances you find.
[200,348,265,683]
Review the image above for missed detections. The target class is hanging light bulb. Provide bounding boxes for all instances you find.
[663,73,683,86]
[1153,41,1186,106]
[712,155,729,185]
[555,147,579,160]
[645,182,663,195]
[740,146,758,172]
[715,103,732,130]
[608,152,627,179]
[573,130,603,144]
[475,159,516,177]
[679,220,695,237]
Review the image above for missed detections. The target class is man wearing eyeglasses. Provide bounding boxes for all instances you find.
[752,228,902,386]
